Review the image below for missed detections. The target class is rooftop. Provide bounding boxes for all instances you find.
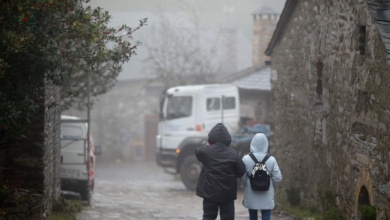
[223,64,271,91]
[252,5,279,15]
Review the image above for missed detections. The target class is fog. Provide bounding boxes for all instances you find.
[68,1,290,218]
[72,0,286,166]
[88,0,286,81]
[61,0,288,163]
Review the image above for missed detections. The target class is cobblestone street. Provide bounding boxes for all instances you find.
[76,160,294,220]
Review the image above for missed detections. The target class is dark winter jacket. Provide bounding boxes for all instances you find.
[195,123,246,202]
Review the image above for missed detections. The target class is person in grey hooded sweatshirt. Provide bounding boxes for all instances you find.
[241,133,282,220]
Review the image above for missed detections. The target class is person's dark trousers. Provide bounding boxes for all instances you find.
[202,199,235,220]
[248,209,271,220]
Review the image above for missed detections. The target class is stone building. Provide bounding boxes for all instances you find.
[265,0,390,218]
[219,5,280,124]
[217,5,280,126]
[222,64,272,123]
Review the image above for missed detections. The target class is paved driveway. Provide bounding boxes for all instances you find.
[76,160,294,220]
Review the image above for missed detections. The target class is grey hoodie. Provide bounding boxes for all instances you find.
[241,133,282,210]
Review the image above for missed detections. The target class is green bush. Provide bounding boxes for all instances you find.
[325,207,346,220]
[48,197,82,220]
[360,205,376,220]
[0,186,10,202]
[319,191,346,220]
[319,191,336,209]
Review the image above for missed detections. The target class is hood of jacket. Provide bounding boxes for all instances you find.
[249,133,269,153]
[208,123,231,146]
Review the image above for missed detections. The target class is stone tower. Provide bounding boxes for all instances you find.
[252,5,279,65]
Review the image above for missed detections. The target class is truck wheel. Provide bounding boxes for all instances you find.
[180,155,201,191]
[80,182,91,205]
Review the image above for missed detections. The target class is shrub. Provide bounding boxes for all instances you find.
[49,197,83,220]
[360,205,376,220]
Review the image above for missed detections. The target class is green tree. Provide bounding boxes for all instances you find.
[0,0,146,142]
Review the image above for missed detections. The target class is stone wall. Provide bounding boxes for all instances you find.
[0,81,61,219]
[42,82,61,216]
[269,0,390,218]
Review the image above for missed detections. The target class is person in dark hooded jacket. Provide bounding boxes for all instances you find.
[195,123,246,220]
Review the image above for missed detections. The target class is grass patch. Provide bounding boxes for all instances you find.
[283,205,321,219]
[274,191,319,219]
[276,204,349,220]
[47,197,83,220]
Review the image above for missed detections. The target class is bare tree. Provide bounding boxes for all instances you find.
[144,5,220,89]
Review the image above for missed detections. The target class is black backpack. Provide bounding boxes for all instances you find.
[247,153,271,191]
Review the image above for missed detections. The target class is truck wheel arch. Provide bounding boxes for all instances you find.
[180,155,201,190]
[176,137,206,190]
[176,136,207,172]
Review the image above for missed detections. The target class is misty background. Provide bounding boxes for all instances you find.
[64,0,286,161]
[88,0,286,81]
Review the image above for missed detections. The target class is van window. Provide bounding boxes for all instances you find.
[166,96,192,120]
[61,124,84,140]
[223,97,236,110]
[206,96,236,111]
[207,98,220,111]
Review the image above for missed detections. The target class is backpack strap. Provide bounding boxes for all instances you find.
[248,152,259,163]
[249,153,270,164]
[261,154,271,164]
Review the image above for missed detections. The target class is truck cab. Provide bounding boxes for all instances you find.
[156,84,240,190]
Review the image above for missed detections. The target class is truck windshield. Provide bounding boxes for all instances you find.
[166,96,192,120]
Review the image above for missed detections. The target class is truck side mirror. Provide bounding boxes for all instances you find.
[94,146,102,156]
[159,111,165,121]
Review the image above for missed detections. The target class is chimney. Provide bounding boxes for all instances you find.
[252,5,279,65]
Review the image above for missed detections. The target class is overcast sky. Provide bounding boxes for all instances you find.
[89,0,285,36]
[87,0,286,80]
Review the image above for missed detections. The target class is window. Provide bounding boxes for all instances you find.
[207,98,220,111]
[166,96,192,120]
[61,125,84,140]
[223,97,236,109]
[359,26,366,55]
[206,96,236,111]
[316,59,323,98]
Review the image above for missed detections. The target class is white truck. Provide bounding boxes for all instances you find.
[156,84,270,190]
[60,115,100,204]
